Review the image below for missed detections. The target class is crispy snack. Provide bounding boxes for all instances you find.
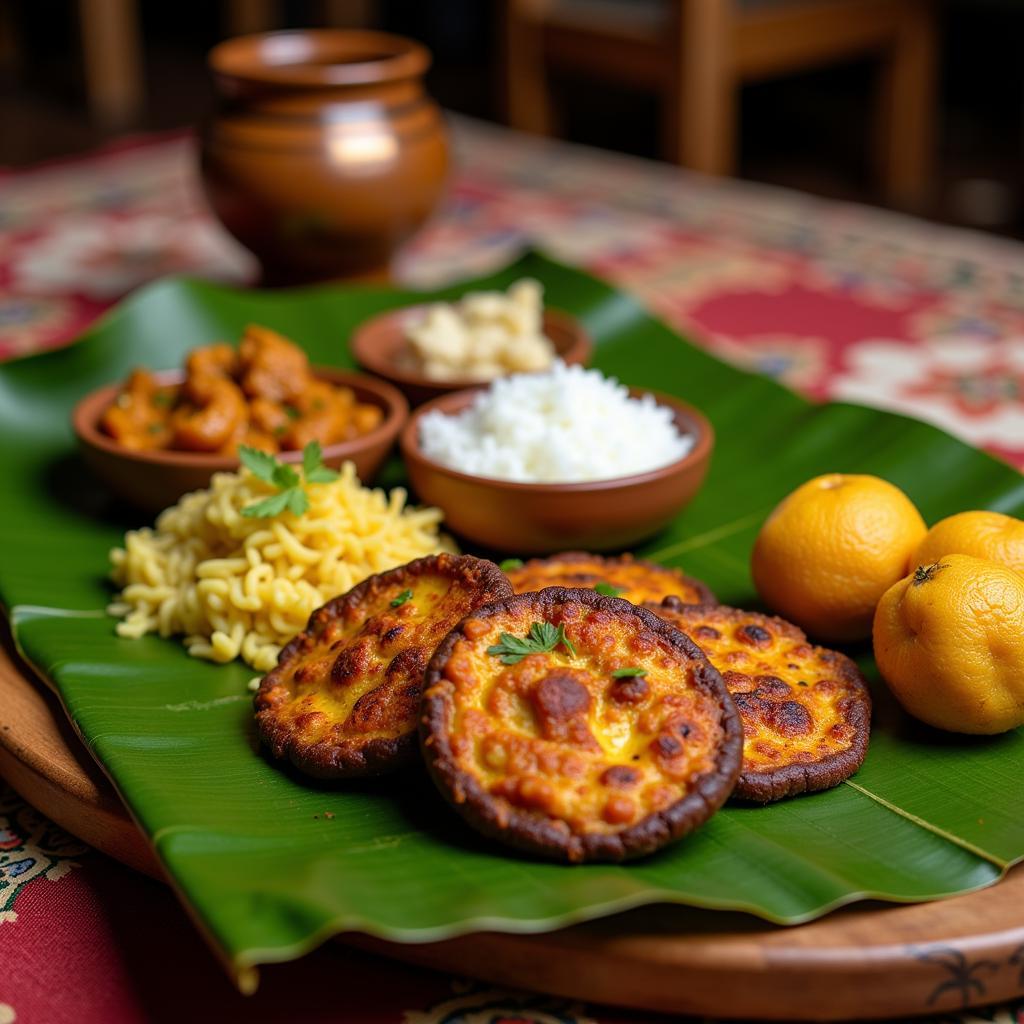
[255,554,512,778]
[421,588,742,862]
[646,598,871,802]
[505,552,715,607]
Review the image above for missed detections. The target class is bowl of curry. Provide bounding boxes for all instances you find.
[72,325,408,512]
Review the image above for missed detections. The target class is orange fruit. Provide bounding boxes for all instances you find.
[873,554,1024,734]
[751,473,926,642]
[915,510,1024,573]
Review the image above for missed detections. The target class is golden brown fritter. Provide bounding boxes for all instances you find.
[420,587,742,862]
[505,552,714,607]
[645,598,871,802]
[255,554,512,778]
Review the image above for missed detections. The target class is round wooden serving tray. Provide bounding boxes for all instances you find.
[2,640,1023,1022]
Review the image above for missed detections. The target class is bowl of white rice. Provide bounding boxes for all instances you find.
[399,362,713,554]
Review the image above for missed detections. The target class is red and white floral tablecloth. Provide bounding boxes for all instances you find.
[4,118,1022,466]
[1,117,1023,1023]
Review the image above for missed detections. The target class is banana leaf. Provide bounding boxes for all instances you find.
[1,252,1022,986]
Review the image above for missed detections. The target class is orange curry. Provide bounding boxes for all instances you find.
[101,325,382,454]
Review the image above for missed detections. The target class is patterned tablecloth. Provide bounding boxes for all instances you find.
[1,118,1023,1024]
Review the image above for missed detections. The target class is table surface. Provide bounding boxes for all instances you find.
[1,116,1023,1024]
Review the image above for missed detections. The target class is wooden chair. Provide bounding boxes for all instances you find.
[502,0,937,206]
[3,1,377,130]
[77,0,144,127]
[224,0,380,35]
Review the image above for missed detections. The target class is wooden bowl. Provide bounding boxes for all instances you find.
[399,388,714,554]
[73,367,408,514]
[351,306,592,406]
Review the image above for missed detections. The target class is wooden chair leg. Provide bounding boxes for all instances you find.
[664,0,736,174]
[877,0,937,208]
[78,0,144,128]
[225,0,279,37]
[321,0,378,27]
[501,0,554,136]
[0,4,20,76]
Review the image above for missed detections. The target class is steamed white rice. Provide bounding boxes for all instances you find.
[418,361,692,483]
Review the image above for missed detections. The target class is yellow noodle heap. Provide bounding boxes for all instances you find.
[108,462,447,671]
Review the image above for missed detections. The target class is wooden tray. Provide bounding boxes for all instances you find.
[2,638,1023,1022]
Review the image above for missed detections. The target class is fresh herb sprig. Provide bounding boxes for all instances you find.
[487,621,576,665]
[611,667,647,678]
[499,558,524,572]
[594,582,623,597]
[240,441,339,519]
[391,588,413,608]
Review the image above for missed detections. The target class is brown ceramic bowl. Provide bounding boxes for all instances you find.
[399,388,714,554]
[73,367,408,514]
[351,306,592,406]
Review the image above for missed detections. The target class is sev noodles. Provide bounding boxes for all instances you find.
[108,462,447,671]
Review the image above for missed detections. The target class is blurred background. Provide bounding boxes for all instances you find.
[0,0,1021,236]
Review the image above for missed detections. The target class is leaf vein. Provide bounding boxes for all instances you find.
[646,508,769,563]
[843,780,1009,869]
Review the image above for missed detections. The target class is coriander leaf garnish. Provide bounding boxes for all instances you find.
[391,588,413,607]
[304,439,341,484]
[286,488,309,516]
[272,463,300,490]
[240,441,337,518]
[499,558,524,571]
[306,465,340,484]
[241,491,291,519]
[487,620,576,665]
[239,446,279,484]
[594,582,623,597]
[611,667,647,678]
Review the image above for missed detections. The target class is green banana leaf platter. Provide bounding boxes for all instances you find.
[1,253,1023,997]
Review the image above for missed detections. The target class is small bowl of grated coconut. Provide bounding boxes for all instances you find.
[351,279,592,406]
[399,361,713,554]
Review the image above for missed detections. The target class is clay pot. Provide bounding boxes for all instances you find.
[201,30,449,285]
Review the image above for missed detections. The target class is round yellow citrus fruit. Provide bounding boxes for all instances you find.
[873,554,1024,734]
[751,473,926,642]
[915,509,1024,573]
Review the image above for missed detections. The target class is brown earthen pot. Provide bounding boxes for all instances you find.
[201,30,449,285]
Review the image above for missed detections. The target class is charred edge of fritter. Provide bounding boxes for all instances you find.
[420,586,743,863]
[510,551,718,607]
[648,599,803,640]
[254,553,514,779]
[259,729,419,781]
[733,646,871,802]
[647,600,873,803]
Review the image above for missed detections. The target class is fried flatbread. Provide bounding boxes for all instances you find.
[421,587,742,862]
[505,552,714,607]
[646,598,871,802]
[255,554,512,778]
